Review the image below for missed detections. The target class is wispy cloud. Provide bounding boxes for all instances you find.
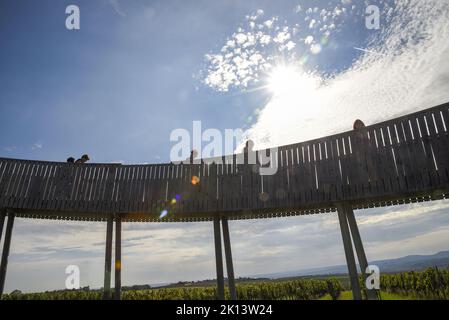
[31,142,43,151]
[108,0,126,17]
[3,145,17,152]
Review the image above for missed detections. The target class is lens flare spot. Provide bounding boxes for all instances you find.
[299,54,309,65]
[159,209,168,219]
[259,192,269,202]
[310,43,322,55]
[191,176,200,185]
[320,36,329,45]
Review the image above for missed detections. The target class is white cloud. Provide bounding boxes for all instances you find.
[234,33,247,45]
[309,19,317,29]
[284,41,296,51]
[304,35,314,44]
[273,31,290,43]
[31,142,43,151]
[263,18,276,28]
[202,1,353,92]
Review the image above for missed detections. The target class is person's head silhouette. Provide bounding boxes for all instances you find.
[244,140,254,153]
[353,119,366,130]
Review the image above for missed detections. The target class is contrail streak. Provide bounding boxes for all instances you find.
[353,47,385,56]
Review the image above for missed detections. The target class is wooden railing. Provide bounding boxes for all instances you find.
[1,102,449,221]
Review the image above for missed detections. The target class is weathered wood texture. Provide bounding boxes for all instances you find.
[1,102,449,222]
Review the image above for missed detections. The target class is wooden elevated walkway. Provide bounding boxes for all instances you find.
[1,101,449,300]
[1,102,449,222]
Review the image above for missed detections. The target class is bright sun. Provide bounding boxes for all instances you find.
[268,65,318,98]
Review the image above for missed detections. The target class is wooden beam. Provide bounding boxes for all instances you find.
[103,215,113,300]
[213,217,225,299]
[222,217,237,300]
[0,212,15,299]
[114,216,122,300]
[337,207,362,300]
[346,207,378,300]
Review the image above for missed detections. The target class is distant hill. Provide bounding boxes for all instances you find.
[251,251,449,279]
[153,277,271,289]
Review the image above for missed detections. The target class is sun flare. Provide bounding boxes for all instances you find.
[268,65,319,98]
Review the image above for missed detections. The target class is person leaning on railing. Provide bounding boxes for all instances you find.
[352,119,377,183]
[66,154,90,164]
[243,140,255,165]
[75,154,90,164]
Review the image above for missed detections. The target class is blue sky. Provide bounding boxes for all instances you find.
[0,0,273,163]
[1,0,449,293]
[0,0,390,163]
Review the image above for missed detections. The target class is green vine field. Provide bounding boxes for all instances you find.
[3,268,449,300]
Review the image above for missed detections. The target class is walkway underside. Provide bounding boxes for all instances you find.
[6,190,449,222]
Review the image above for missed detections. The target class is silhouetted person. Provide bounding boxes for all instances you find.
[243,140,254,154]
[243,140,255,164]
[353,119,366,130]
[67,157,75,164]
[75,154,90,164]
[351,119,376,182]
[188,149,198,164]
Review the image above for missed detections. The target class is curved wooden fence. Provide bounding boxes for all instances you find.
[1,102,449,222]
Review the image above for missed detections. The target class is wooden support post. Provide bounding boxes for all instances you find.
[213,217,225,299]
[337,207,362,300]
[0,212,15,299]
[222,217,237,300]
[103,216,113,300]
[0,209,6,244]
[114,216,122,300]
[346,207,378,300]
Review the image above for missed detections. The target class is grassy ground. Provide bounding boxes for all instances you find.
[319,291,415,300]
